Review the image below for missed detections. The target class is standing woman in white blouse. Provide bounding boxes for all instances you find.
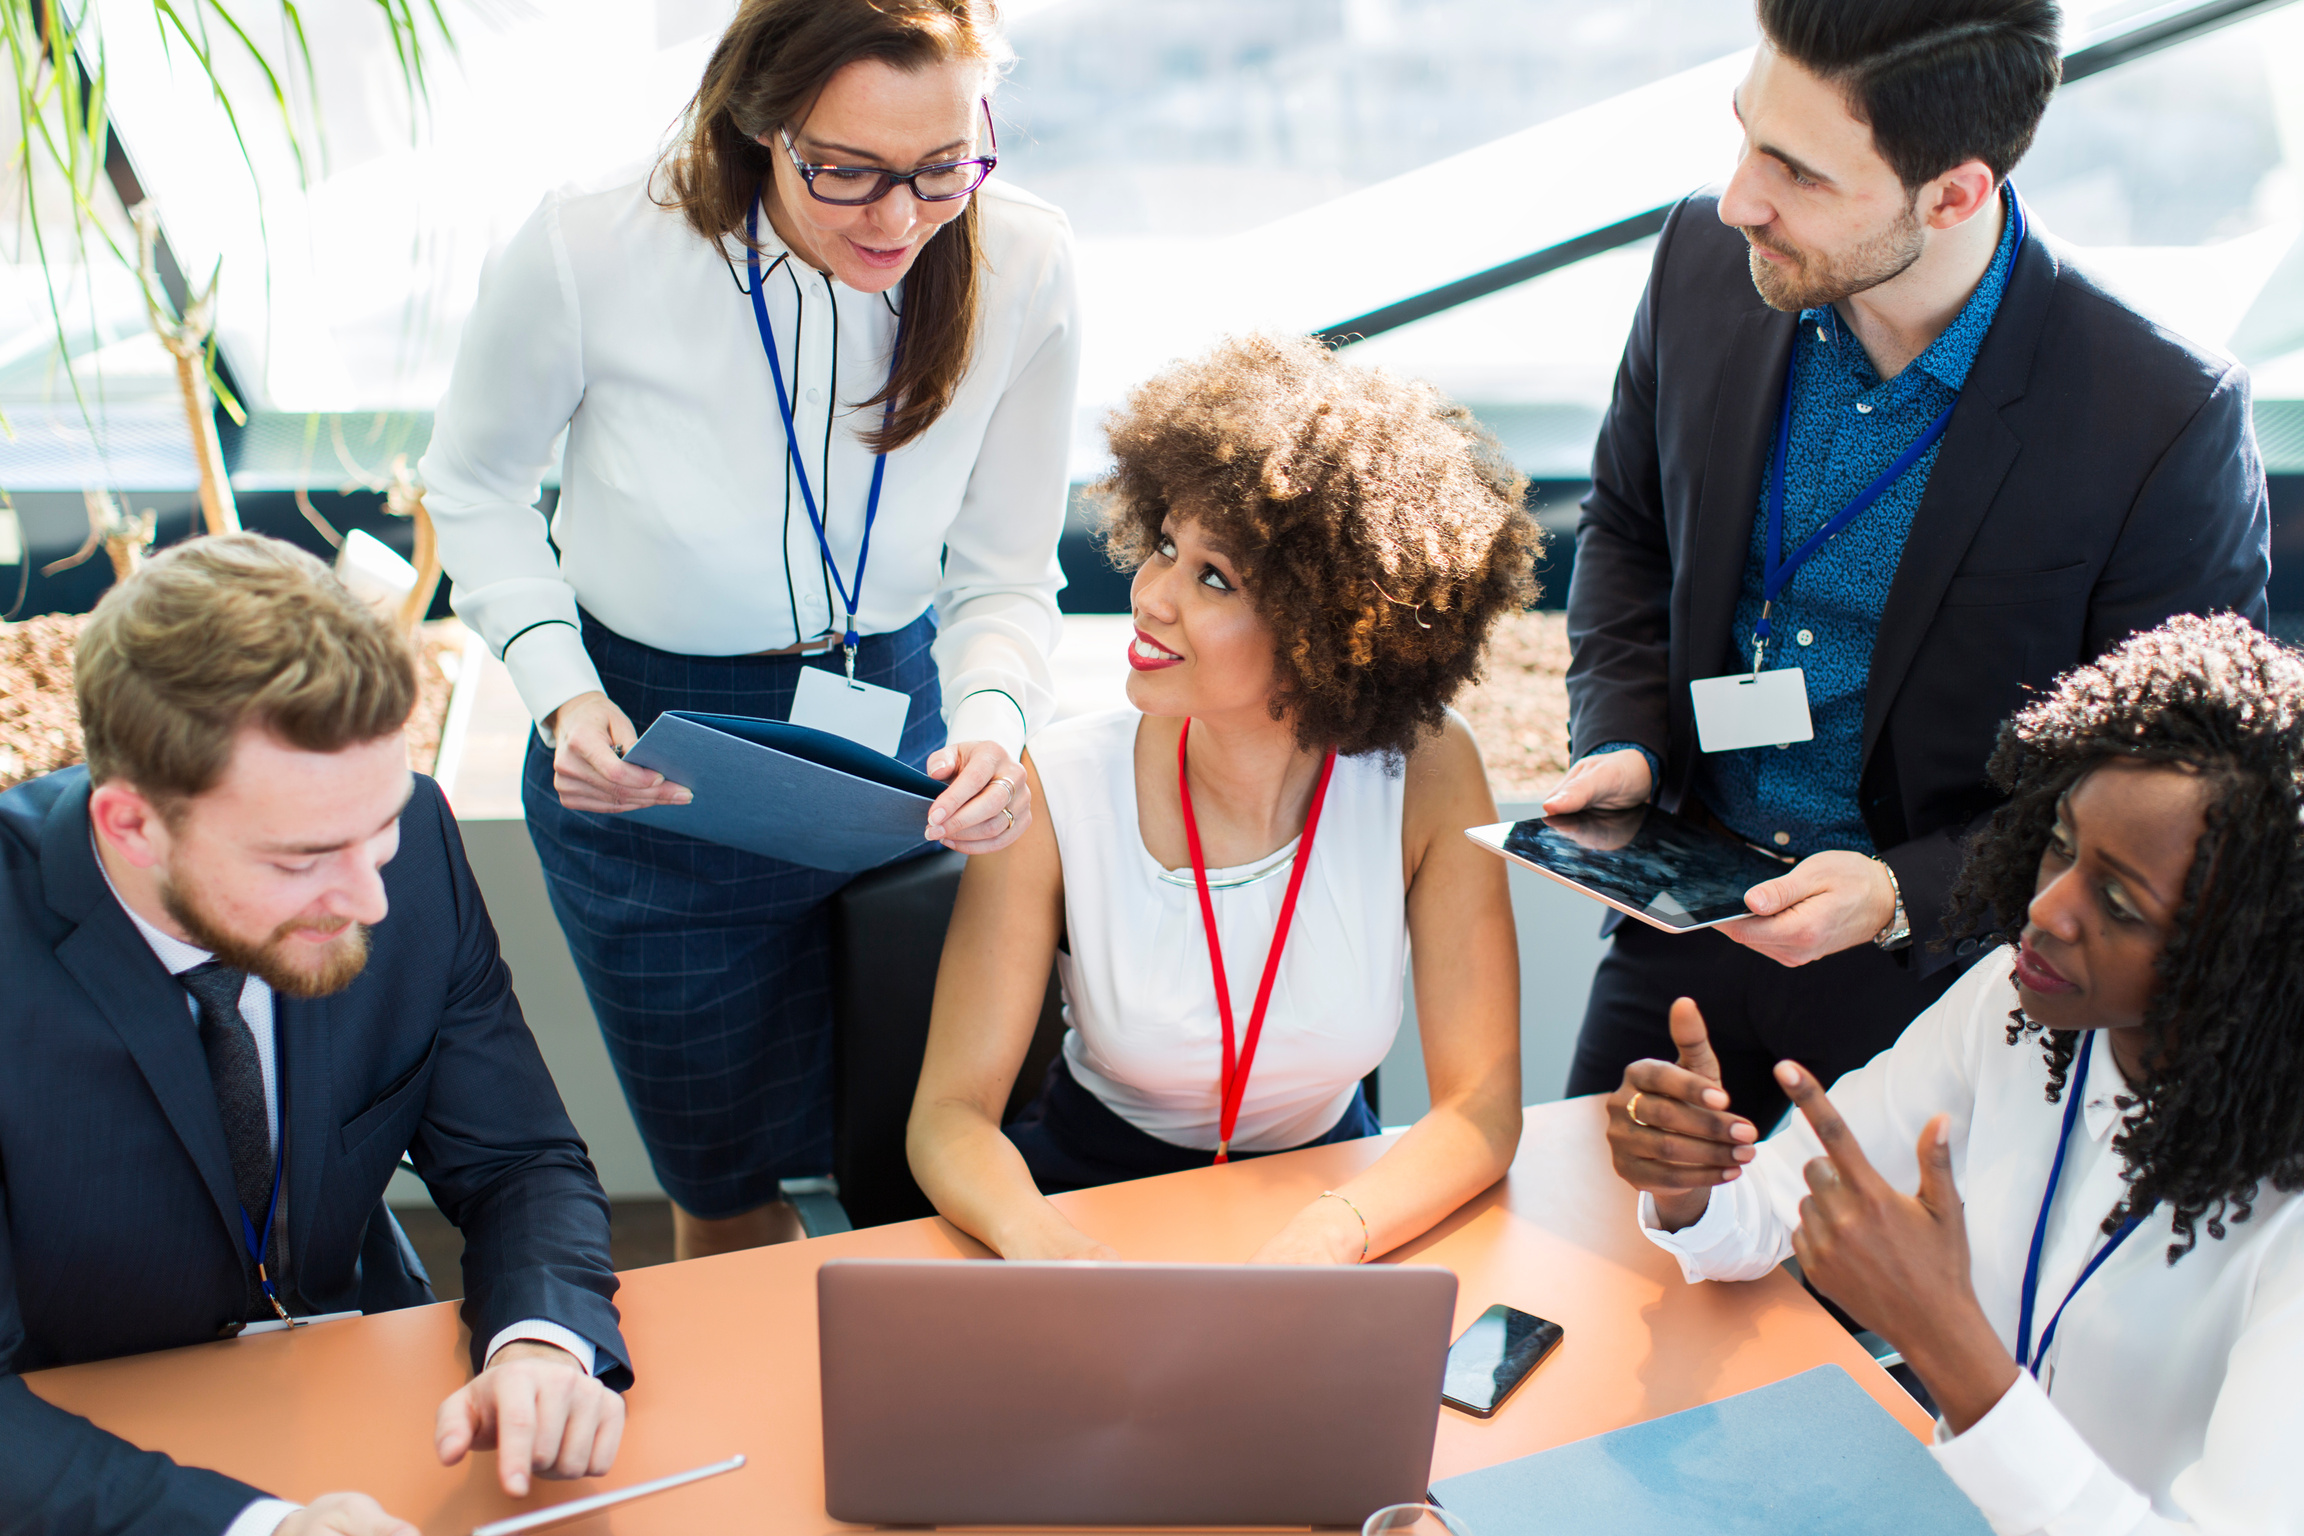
[421,0,1077,1259]
[1608,614,2304,1535]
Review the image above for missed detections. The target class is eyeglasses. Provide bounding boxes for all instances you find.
[781,98,998,207]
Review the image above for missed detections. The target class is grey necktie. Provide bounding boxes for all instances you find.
[180,962,279,1303]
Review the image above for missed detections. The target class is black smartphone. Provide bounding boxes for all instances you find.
[1440,1303,1564,1418]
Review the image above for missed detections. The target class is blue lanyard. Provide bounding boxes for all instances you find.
[237,1056,290,1324]
[240,1154,287,1321]
[1752,192,2025,672]
[2014,1030,2144,1378]
[745,200,900,679]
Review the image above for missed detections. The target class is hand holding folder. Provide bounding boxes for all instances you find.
[619,711,945,873]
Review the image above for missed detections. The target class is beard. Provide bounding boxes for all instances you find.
[162,874,372,999]
[1740,195,1926,313]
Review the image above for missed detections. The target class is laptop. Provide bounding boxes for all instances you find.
[818,1258,1459,1527]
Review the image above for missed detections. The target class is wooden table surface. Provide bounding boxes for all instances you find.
[28,1096,1926,1534]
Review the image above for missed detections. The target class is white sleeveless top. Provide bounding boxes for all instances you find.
[1031,709,1409,1152]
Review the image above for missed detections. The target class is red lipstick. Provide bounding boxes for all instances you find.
[2014,938,2078,995]
[1127,627,1183,672]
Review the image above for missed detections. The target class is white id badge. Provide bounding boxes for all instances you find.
[1690,667,1815,753]
[789,664,910,757]
[234,1309,363,1336]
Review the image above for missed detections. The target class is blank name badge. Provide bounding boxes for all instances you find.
[790,665,911,757]
[1690,667,1815,753]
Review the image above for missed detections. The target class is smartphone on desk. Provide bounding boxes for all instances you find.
[1441,1304,1564,1418]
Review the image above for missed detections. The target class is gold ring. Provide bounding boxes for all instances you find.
[990,775,1018,807]
[1627,1091,1651,1128]
[1001,806,1016,833]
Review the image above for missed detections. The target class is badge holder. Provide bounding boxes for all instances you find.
[790,664,910,757]
[1690,602,1815,753]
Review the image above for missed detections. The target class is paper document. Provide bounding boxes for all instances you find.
[621,711,943,873]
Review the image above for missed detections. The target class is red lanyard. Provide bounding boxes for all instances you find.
[1176,719,1337,1164]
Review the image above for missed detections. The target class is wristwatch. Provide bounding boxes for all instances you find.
[1872,858,1911,951]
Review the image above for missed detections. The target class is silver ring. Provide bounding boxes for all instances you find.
[1627,1091,1652,1128]
[1001,806,1016,833]
[990,775,1018,807]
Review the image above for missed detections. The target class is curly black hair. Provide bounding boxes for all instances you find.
[1095,332,1540,760]
[1944,613,2304,1261]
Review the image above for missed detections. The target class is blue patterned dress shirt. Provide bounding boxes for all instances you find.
[1692,192,2019,859]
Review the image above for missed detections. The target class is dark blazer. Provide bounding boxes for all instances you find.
[0,768,629,1536]
[1566,192,2272,972]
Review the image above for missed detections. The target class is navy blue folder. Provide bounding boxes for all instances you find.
[1429,1365,1988,1535]
[619,710,944,873]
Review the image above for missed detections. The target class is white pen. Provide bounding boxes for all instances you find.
[470,1454,747,1536]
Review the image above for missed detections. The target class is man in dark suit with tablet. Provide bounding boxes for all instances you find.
[1547,0,2270,1127]
[0,534,632,1536]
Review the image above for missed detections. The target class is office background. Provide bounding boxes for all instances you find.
[0,0,2296,1247]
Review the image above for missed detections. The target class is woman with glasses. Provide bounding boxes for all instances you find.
[1608,614,2304,1534]
[422,0,1077,1259]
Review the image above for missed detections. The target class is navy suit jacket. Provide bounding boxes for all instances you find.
[1566,193,2273,971]
[0,768,629,1536]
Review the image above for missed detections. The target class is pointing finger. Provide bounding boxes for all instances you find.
[494,1373,540,1498]
[1775,1060,1881,1190]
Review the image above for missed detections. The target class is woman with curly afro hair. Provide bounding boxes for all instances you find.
[907,332,1539,1263]
[1605,612,2304,1533]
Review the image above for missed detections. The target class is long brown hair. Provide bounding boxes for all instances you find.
[658,0,1000,454]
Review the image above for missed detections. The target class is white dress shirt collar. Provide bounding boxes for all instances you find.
[99,857,218,977]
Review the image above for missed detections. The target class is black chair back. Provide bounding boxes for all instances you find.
[829,851,1066,1227]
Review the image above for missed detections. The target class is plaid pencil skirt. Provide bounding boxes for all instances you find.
[523,608,946,1218]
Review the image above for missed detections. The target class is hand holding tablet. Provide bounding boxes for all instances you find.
[1464,803,1793,933]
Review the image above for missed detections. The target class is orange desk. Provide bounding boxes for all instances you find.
[28,1097,1926,1534]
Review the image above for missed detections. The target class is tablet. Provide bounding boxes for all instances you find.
[1465,805,1793,933]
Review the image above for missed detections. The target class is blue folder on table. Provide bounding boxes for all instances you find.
[620,710,943,874]
[1429,1365,1987,1536]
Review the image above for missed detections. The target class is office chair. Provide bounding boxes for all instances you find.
[814,850,1067,1231]
[801,848,1381,1235]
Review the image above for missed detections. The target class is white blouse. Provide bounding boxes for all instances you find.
[418,167,1081,758]
[1031,709,1408,1152]
[1643,946,2304,1535]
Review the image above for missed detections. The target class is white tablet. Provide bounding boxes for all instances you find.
[1466,805,1793,933]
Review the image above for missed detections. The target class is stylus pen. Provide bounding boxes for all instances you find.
[470,1454,746,1536]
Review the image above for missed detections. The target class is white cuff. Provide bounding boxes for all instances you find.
[223,1497,299,1536]
[1929,1370,2151,1536]
[485,1319,599,1378]
[1637,1187,1740,1280]
[949,689,1029,762]
[499,623,603,742]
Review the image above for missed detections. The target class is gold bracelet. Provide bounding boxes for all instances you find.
[1319,1189,1370,1263]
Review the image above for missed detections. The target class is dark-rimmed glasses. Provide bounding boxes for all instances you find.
[782,98,997,207]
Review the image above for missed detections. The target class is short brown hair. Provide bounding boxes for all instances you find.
[657,0,1003,454]
[1097,333,1540,760]
[1761,0,2061,188]
[75,533,417,802]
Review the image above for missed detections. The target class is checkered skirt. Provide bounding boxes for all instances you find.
[522,610,944,1218]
